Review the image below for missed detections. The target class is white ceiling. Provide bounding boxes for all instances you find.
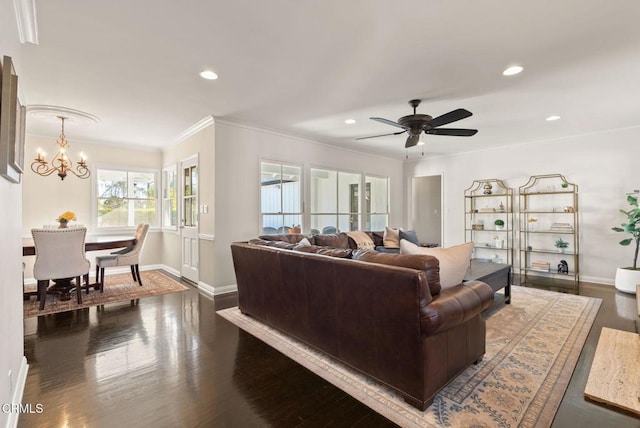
[16,0,640,159]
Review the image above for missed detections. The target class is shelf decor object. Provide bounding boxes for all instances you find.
[464,179,514,271]
[519,173,579,294]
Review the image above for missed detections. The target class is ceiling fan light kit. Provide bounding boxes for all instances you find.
[356,99,478,152]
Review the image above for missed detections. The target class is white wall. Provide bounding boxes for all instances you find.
[161,121,215,287]
[404,126,639,285]
[0,3,26,426]
[214,121,404,288]
[22,136,164,282]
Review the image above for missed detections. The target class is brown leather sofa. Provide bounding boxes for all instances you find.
[230,239,494,410]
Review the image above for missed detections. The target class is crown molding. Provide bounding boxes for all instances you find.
[26,105,100,123]
[173,115,215,144]
[13,0,38,44]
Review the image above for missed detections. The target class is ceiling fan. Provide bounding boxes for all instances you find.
[357,99,478,148]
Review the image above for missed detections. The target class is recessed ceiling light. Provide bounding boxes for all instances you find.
[546,115,561,121]
[503,65,523,76]
[344,119,356,124]
[200,70,218,80]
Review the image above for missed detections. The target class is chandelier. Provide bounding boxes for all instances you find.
[31,116,90,180]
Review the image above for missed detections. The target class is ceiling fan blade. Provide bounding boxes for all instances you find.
[426,128,478,137]
[355,130,406,140]
[405,134,420,148]
[426,109,472,128]
[370,117,407,129]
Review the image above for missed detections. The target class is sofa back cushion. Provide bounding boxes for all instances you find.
[400,240,473,289]
[352,249,441,297]
[314,233,350,249]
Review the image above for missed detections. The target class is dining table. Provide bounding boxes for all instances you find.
[23,235,137,301]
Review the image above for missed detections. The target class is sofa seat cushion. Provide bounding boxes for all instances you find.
[293,245,352,258]
[400,240,473,289]
[249,239,298,250]
[353,249,441,297]
[375,245,400,254]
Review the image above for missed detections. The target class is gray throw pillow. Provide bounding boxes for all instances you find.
[399,229,420,246]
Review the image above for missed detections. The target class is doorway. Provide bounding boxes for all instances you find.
[180,155,199,283]
[411,175,442,246]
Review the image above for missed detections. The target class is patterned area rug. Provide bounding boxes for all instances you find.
[24,271,190,318]
[218,286,601,428]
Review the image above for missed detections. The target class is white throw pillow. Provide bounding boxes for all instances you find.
[383,226,400,248]
[400,240,473,289]
[297,237,311,246]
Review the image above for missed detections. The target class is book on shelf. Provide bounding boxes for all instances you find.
[530,261,550,272]
[549,222,573,232]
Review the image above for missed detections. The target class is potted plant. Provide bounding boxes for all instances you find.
[554,238,569,253]
[494,219,505,230]
[611,191,640,294]
[288,224,301,234]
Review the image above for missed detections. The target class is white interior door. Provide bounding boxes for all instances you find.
[180,155,199,283]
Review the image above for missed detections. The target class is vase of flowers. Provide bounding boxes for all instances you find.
[57,211,77,228]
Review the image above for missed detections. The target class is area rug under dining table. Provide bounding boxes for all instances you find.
[218,286,601,428]
[24,271,190,317]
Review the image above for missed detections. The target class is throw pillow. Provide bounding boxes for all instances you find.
[400,240,473,289]
[383,226,400,248]
[399,229,420,246]
[296,237,311,246]
[346,231,375,250]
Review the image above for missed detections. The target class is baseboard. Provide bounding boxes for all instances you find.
[580,275,614,286]
[6,357,29,428]
[197,282,237,298]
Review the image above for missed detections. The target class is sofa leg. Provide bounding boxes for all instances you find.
[474,356,483,365]
[403,395,432,411]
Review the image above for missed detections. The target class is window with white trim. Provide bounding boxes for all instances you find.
[260,161,302,234]
[365,175,389,230]
[310,168,362,233]
[96,168,158,228]
[162,165,178,229]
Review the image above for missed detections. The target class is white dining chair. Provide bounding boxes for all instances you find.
[95,224,149,292]
[31,227,91,310]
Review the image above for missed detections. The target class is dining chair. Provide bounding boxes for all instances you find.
[95,223,149,292]
[31,227,91,310]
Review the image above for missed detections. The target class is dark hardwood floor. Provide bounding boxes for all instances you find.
[19,275,640,427]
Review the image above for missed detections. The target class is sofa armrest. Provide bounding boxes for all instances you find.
[419,280,494,337]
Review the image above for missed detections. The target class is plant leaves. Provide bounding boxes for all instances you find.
[612,227,624,232]
[619,238,632,246]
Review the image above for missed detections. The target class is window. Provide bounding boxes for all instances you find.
[310,168,362,233]
[260,162,302,234]
[162,165,177,229]
[365,175,389,230]
[96,168,157,228]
